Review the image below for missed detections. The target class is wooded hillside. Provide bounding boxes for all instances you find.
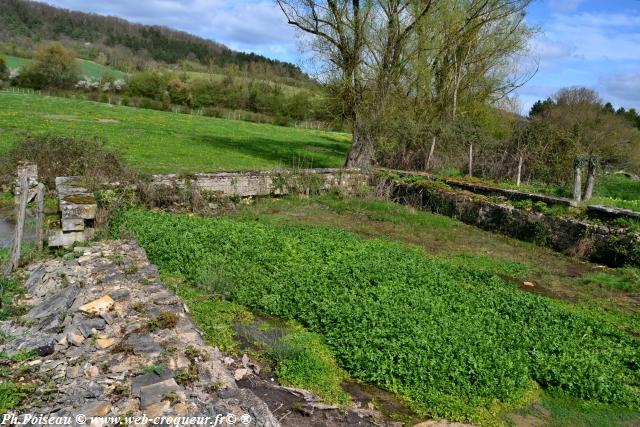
[0,0,307,81]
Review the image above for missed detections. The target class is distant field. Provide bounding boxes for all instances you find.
[3,55,126,79]
[0,91,350,173]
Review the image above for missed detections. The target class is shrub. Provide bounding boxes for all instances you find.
[0,56,8,81]
[15,43,80,89]
[114,209,640,422]
[0,135,136,188]
[126,71,169,100]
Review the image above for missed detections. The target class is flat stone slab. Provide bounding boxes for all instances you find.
[588,204,640,220]
[139,378,184,409]
[127,332,162,357]
[27,286,79,319]
[131,371,174,397]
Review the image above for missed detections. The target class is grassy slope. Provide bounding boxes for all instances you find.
[0,92,350,173]
[4,55,126,79]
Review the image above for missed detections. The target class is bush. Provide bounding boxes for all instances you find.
[0,135,136,188]
[126,71,170,100]
[114,209,640,422]
[0,56,8,81]
[15,43,80,89]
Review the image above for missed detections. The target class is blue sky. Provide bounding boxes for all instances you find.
[44,0,640,114]
[520,0,640,113]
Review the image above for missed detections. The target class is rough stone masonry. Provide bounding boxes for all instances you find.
[0,241,279,427]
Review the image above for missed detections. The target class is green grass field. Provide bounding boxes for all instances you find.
[3,55,126,79]
[0,91,350,173]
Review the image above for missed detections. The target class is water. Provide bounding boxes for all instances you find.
[0,206,37,248]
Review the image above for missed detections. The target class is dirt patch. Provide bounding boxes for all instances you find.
[508,414,546,427]
[43,114,80,121]
[237,375,386,427]
[97,118,120,124]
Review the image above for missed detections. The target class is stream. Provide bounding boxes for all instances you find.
[0,206,38,248]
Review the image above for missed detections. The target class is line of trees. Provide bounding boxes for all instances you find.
[276,0,535,167]
[276,0,640,194]
[515,88,640,200]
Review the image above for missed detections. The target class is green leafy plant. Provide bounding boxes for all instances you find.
[114,209,640,422]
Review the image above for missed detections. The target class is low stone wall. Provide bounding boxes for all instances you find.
[380,169,578,207]
[151,168,369,197]
[381,178,640,268]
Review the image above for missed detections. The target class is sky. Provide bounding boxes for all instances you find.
[43,0,640,114]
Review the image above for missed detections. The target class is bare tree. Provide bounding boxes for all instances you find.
[276,0,435,167]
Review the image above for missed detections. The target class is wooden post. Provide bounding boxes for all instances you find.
[583,156,598,202]
[425,137,436,171]
[573,160,582,203]
[35,183,45,250]
[516,155,524,187]
[4,176,28,276]
[468,143,474,177]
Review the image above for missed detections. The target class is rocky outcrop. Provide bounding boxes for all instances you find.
[0,241,279,426]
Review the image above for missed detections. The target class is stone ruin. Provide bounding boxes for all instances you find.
[48,177,97,248]
[13,161,39,204]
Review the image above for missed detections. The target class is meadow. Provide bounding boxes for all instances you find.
[0,91,350,173]
[113,198,640,425]
[4,55,126,79]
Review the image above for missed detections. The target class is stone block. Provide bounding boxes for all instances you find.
[62,218,86,232]
[48,230,87,248]
[60,199,97,220]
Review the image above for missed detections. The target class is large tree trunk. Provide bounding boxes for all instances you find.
[583,157,597,201]
[345,118,374,168]
[573,164,582,203]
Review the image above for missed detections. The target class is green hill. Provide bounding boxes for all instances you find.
[0,0,309,84]
[0,91,350,173]
[3,55,126,79]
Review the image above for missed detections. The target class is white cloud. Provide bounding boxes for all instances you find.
[599,73,640,107]
[547,0,585,13]
[546,12,640,62]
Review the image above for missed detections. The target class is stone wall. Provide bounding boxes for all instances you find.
[150,168,369,197]
[380,178,640,268]
[381,169,578,207]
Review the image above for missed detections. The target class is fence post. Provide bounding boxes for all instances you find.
[35,183,45,250]
[4,176,29,277]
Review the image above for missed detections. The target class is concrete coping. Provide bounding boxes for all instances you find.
[378,169,579,208]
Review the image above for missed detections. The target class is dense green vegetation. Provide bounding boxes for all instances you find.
[113,208,640,423]
[121,70,328,126]
[0,92,350,173]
